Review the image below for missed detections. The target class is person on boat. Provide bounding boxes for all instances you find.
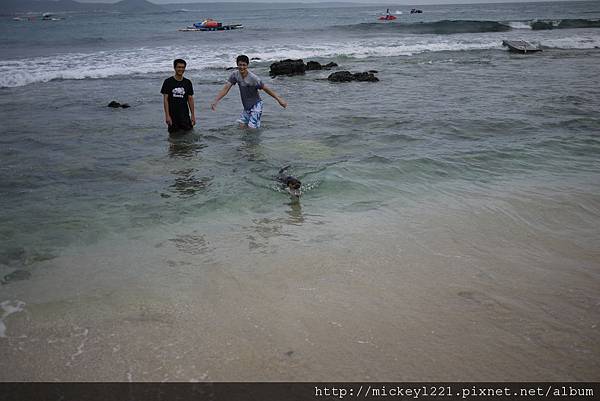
[161,59,196,135]
[211,55,287,130]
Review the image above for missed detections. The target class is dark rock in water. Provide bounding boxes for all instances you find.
[323,62,338,69]
[306,61,322,70]
[269,59,306,76]
[368,70,379,74]
[2,269,31,285]
[328,71,379,82]
[353,72,379,82]
[108,101,131,108]
[251,57,261,61]
[328,71,354,82]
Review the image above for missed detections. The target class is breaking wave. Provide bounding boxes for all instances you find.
[1,28,599,88]
[531,18,600,30]
[335,18,600,34]
[338,20,512,34]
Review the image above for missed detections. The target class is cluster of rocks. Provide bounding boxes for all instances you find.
[107,100,130,108]
[269,59,379,83]
[269,59,338,76]
[327,71,379,82]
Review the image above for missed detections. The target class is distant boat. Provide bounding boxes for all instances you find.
[502,40,542,53]
[179,24,244,32]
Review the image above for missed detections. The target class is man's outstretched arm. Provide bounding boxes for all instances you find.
[211,82,234,111]
[262,84,287,108]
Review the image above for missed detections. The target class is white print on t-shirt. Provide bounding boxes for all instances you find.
[172,87,185,98]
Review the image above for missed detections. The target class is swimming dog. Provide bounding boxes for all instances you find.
[277,166,302,198]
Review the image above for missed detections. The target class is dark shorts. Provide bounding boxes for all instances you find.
[168,117,193,135]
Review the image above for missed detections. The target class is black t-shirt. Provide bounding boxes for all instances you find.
[160,76,194,127]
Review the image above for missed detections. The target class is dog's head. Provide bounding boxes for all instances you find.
[284,176,302,197]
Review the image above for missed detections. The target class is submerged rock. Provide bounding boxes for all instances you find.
[353,72,379,82]
[305,61,339,71]
[328,71,379,82]
[107,101,131,108]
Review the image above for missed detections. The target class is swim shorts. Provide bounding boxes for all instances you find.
[237,100,263,129]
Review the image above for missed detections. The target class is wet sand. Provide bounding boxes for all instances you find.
[1,186,598,381]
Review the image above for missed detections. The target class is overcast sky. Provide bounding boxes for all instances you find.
[74,0,585,4]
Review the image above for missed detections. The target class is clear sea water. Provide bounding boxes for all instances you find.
[0,1,599,381]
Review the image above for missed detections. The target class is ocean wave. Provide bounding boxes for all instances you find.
[336,20,512,34]
[531,18,600,30]
[333,18,600,34]
[541,35,600,49]
[506,21,532,30]
[0,40,502,88]
[1,32,598,88]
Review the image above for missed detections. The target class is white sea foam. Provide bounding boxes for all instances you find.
[507,21,532,29]
[1,33,598,88]
[542,35,600,49]
[0,300,26,338]
[0,40,497,88]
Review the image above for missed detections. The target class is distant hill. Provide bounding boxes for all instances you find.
[111,0,163,13]
[0,0,163,14]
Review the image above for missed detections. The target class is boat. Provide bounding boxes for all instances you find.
[378,15,397,21]
[502,40,542,53]
[179,24,244,32]
[195,18,220,28]
[179,18,243,32]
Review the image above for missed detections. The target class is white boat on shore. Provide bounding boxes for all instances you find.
[502,40,542,53]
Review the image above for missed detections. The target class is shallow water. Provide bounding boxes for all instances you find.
[0,1,599,381]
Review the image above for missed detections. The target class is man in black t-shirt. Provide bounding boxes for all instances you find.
[161,59,196,135]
